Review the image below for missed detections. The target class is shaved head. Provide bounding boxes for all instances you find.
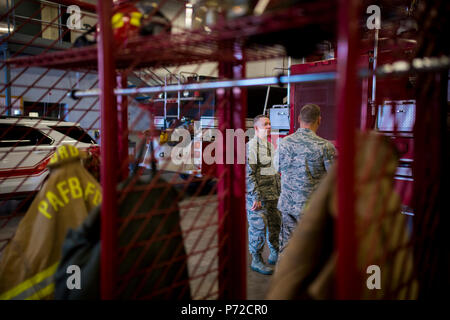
[299,104,321,124]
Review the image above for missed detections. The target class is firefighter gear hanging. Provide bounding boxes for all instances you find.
[0,145,101,300]
[111,2,143,45]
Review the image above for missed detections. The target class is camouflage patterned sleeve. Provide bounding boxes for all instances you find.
[276,139,287,173]
[246,143,262,201]
[323,142,337,171]
[273,145,280,173]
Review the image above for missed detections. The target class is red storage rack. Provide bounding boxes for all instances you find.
[0,0,448,300]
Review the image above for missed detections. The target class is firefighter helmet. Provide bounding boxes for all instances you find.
[111,2,143,45]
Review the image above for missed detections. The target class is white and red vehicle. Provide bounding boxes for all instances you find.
[139,113,290,180]
[139,116,253,178]
[0,116,98,199]
[137,73,289,179]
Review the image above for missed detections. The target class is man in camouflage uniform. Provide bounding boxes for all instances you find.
[275,104,336,252]
[246,115,281,275]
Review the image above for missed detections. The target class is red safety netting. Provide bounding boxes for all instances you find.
[0,0,100,249]
[0,0,448,300]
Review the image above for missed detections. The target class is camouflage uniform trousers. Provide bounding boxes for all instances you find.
[279,209,299,253]
[246,198,281,255]
[278,201,308,253]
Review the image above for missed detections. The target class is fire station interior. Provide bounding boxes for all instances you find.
[0,0,449,302]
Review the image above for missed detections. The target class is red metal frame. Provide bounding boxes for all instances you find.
[217,43,247,299]
[48,0,97,13]
[97,0,118,300]
[2,0,341,300]
[117,73,129,181]
[3,0,444,301]
[6,3,336,70]
[335,0,360,299]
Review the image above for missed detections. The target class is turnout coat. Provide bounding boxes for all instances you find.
[266,131,418,299]
[0,145,101,300]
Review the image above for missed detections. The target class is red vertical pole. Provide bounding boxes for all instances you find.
[97,0,118,300]
[289,83,295,135]
[231,44,247,300]
[335,0,360,299]
[117,73,129,181]
[217,43,247,299]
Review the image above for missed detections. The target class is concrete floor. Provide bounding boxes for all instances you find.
[179,194,272,300]
[0,192,272,300]
[246,242,273,300]
[0,200,27,260]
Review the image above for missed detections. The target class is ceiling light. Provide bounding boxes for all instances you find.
[0,23,13,34]
[254,0,270,16]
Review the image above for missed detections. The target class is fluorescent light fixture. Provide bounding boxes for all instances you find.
[185,3,193,29]
[254,0,270,16]
[0,23,13,34]
[231,5,246,16]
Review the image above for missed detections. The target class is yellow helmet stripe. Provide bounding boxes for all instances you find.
[130,12,142,27]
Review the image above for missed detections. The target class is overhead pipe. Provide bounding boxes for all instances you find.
[68,55,450,100]
[43,0,97,13]
[69,72,337,99]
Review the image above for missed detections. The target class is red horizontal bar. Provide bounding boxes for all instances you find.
[6,2,335,70]
[47,0,96,13]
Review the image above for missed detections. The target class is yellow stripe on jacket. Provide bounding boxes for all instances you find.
[0,262,58,300]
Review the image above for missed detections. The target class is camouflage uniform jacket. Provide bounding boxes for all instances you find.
[246,136,281,202]
[275,128,336,217]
